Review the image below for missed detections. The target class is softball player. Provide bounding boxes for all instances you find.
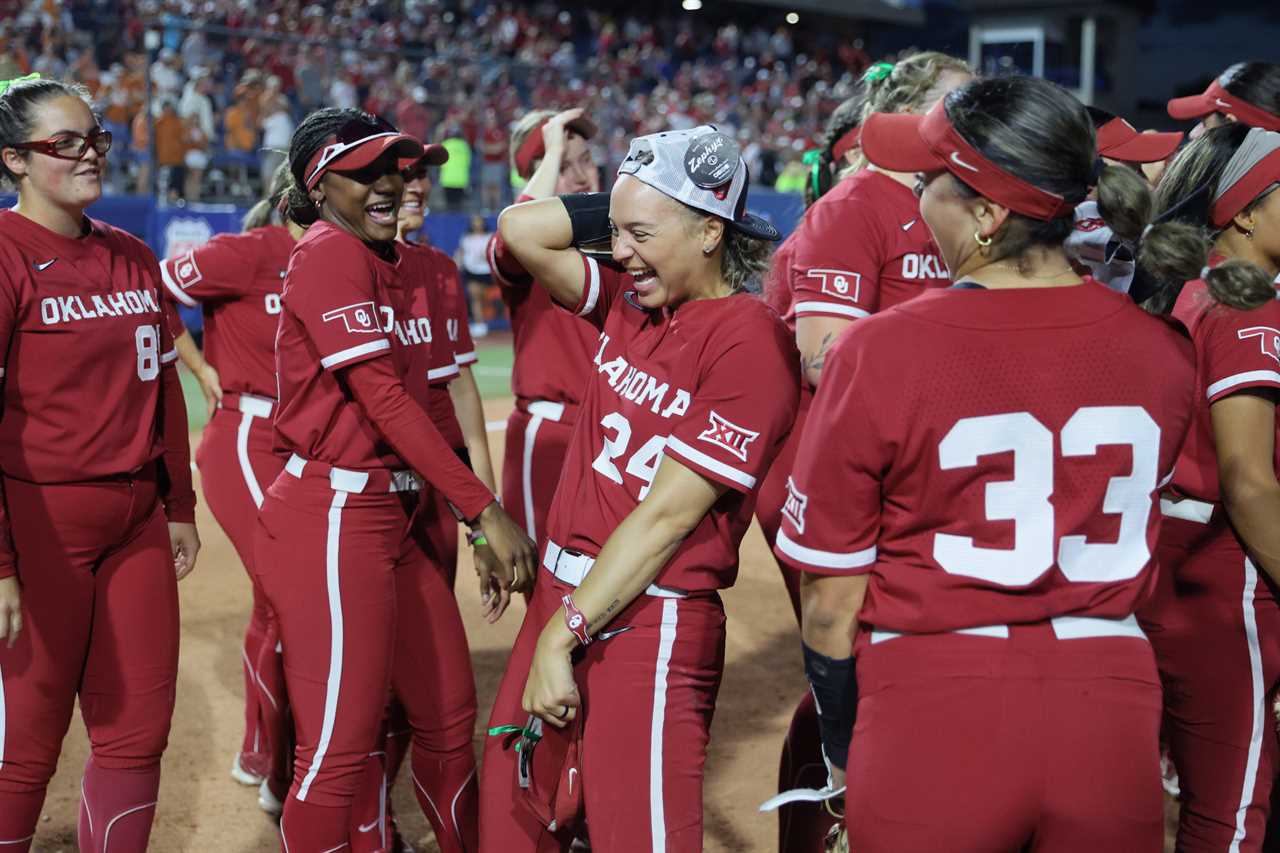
[755,52,971,852]
[777,75,1197,852]
[0,76,199,851]
[1135,124,1280,852]
[479,126,800,852]
[253,108,536,851]
[489,108,603,549]
[1168,62,1280,137]
[159,163,300,796]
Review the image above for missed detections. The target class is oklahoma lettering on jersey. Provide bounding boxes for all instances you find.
[543,255,800,593]
[274,221,418,470]
[1167,275,1280,504]
[159,225,293,399]
[785,169,950,327]
[776,282,1196,634]
[0,210,178,482]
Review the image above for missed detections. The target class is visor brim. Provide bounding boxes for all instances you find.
[730,212,781,242]
[860,112,944,174]
[1100,130,1183,164]
[328,134,426,177]
[1167,91,1214,121]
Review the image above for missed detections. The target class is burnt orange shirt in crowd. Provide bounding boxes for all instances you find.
[224,101,257,152]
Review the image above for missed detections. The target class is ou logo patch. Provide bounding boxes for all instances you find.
[322,301,385,334]
[172,250,204,289]
[1237,326,1280,365]
[568,614,584,630]
[806,268,861,304]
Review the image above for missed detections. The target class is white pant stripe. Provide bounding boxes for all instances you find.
[297,490,348,801]
[650,598,679,852]
[521,414,544,541]
[102,801,157,852]
[0,657,6,771]
[1229,557,1266,853]
[237,410,265,509]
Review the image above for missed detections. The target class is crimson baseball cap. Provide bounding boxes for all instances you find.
[860,100,1075,220]
[303,115,425,190]
[514,113,598,179]
[1095,117,1183,164]
[616,125,781,241]
[1167,78,1280,131]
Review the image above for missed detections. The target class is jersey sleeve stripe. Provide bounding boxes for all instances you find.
[159,261,199,308]
[428,364,460,381]
[454,350,478,365]
[664,435,756,490]
[776,528,877,571]
[319,339,391,369]
[1206,369,1280,400]
[487,236,521,288]
[792,301,870,319]
[160,349,178,364]
[577,256,601,317]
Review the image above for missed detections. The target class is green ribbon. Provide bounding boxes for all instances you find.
[0,73,41,97]
[487,724,542,751]
[802,148,823,199]
[861,62,894,84]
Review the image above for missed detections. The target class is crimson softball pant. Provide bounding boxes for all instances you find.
[1138,506,1280,853]
[845,619,1164,853]
[501,402,577,549]
[0,467,178,852]
[755,393,831,852]
[479,562,726,853]
[196,396,287,781]
[255,464,478,852]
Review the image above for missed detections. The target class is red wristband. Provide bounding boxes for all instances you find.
[562,594,592,646]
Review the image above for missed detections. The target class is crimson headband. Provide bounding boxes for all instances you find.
[513,114,598,179]
[1210,148,1280,228]
[1168,79,1280,132]
[861,100,1074,220]
[830,126,861,163]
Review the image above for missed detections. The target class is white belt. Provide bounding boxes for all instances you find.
[869,613,1147,645]
[284,453,422,494]
[542,539,686,598]
[527,400,565,422]
[221,392,274,418]
[1160,496,1215,524]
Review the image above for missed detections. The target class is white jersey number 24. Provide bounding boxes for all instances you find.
[591,412,667,500]
[933,406,1160,586]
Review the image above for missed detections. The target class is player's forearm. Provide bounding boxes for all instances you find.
[450,367,498,493]
[796,316,852,389]
[800,573,867,658]
[174,329,210,375]
[1222,476,1280,584]
[0,477,15,580]
[495,198,585,308]
[522,142,565,201]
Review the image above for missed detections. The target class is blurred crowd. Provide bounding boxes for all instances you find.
[0,0,873,205]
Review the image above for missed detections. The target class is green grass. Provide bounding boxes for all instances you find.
[177,341,515,432]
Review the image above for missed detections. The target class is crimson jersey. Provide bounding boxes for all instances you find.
[776,282,1196,633]
[274,222,431,469]
[0,210,179,482]
[761,228,799,327]
[159,225,292,398]
[544,256,800,592]
[490,223,597,412]
[399,242,465,450]
[1167,276,1280,503]
[784,169,949,328]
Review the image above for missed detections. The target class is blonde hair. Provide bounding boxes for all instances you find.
[509,109,558,176]
[847,51,972,173]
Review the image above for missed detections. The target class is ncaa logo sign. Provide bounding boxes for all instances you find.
[806,268,861,303]
[782,477,808,534]
[697,410,759,463]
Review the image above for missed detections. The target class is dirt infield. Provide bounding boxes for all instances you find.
[32,396,806,852]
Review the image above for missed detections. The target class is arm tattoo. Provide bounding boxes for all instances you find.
[588,599,623,632]
[802,331,838,383]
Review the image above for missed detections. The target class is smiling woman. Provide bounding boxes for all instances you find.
[0,75,199,850]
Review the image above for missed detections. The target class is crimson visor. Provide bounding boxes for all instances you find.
[304,129,425,190]
[1211,148,1280,228]
[1167,79,1280,132]
[860,101,1074,220]
[1095,118,1183,163]
[514,114,598,179]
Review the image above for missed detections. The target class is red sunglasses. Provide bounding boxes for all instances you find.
[9,127,113,161]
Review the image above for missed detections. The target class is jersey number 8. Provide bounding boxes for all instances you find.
[934,406,1160,587]
[135,324,160,381]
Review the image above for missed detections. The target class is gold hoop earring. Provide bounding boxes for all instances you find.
[974,230,992,248]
